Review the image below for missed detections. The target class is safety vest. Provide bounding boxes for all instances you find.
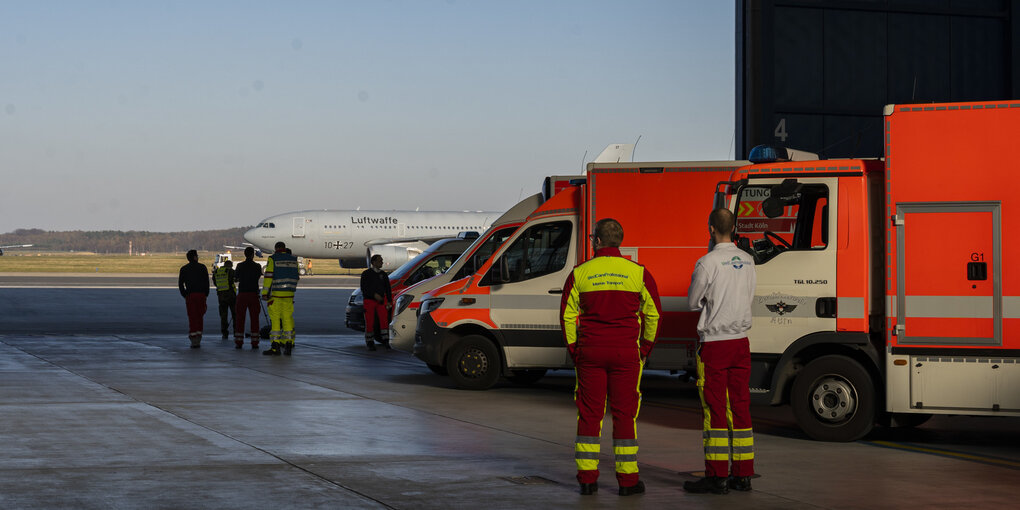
[262,252,299,298]
[213,266,235,293]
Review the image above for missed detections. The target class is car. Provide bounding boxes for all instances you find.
[345,235,477,333]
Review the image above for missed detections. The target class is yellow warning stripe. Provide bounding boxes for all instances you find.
[865,441,1020,470]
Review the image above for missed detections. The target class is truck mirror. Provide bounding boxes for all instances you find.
[763,179,802,218]
[490,256,509,284]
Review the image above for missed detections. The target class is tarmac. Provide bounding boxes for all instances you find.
[1,276,1019,509]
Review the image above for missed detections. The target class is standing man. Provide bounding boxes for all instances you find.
[684,208,757,494]
[560,218,661,497]
[178,249,210,349]
[234,247,263,350]
[212,259,236,340]
[360,254,392,351]
[262,241,300,356]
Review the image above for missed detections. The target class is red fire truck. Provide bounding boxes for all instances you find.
[714,100,1020,441]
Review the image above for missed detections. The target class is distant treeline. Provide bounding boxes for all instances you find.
[2,227,250,254]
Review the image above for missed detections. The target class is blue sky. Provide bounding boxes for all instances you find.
[0,1,735,232]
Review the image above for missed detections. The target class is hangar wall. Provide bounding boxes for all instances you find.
[736,0,1020,159]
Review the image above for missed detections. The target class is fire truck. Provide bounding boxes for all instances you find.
[712,100,1020,441]
[413,161,744,390]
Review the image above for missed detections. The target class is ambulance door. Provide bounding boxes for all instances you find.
[894,202,1001,346]
[485,218,576,368]
[734,177,838,355]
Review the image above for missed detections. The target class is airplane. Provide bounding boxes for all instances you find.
[0,244,33,256]
[242,210,500,271]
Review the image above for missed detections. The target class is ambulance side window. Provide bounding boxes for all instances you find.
[734,182,829,264]
[496,221,572,284]
[452,226,516,280]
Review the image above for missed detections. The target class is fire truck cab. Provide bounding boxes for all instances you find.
[718,100,1020,441]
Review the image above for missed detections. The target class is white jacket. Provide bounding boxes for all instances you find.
[687,242,756,342]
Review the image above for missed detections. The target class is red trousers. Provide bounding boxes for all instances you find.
[573,346,643,487]
[363,299,390,341]
[697,337,754,477]
[185,293,207,335]
[234,292,260,339]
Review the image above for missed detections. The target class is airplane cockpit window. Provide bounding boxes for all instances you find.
[734,179,829,264]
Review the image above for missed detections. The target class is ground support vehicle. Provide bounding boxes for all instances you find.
[715,100,1020,441]
[345,234,477,332]
[414,161,745,389]
[387,195,544,355]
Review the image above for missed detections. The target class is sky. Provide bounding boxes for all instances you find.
[0,1,735,233]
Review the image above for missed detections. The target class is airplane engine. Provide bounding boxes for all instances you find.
[367,245,423,272]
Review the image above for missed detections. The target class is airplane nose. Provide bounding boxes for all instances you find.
[243,227,256,244]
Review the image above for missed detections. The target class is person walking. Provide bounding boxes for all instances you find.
[178,249,210,348]
[212,259,236,340]
[560,218,661,497]
[262,242,299,356]
[359,254,392,351]
[233,247,263,350]
[684,208,757,494]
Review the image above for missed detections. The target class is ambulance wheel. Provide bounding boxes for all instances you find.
[426,363,448,376]
[791,355,876,442]
[447,335,501,390]
[507,369,547,385]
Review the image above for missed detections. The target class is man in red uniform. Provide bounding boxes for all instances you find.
[178,249,209,348]
[360,254,392,351]
[684,208,757,494]
[560,218,661,496]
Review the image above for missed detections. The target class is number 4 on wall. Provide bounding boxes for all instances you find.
[774,118,788,142]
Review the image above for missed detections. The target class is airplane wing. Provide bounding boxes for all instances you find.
[363,236,455,247]
[223,244,263,257]
[0,244,33,255]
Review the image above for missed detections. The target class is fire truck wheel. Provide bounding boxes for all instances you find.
[426,363,448,376]
[507,369,547,385]
[447,335,501,390]
[791,355,876,442]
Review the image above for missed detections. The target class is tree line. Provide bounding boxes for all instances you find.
[1,227,250,254]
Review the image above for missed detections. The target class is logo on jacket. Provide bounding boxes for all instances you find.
[729,256,744,269]
[766,301,797,315]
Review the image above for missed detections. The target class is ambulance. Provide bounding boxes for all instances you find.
[413,161,746,390]
[713,100,1020,441]
[390,176,583,354]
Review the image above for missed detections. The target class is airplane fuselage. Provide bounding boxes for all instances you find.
[243,210,499,269]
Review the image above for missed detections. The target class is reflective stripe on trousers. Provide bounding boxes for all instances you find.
[697,338,754,477]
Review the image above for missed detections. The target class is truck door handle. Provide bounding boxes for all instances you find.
[548,289,563,294]
[815,297,837,318]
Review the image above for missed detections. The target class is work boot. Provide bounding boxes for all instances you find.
[263,342,281,356]
[189,334,201,349]
[579,482,598,495]
[283,343,293,356]
[618,480,645,496]
[366,340,377,351]
[727,476,752,492]
[235,339,243,349]
[251,341,260,350]
[683,476,728,495]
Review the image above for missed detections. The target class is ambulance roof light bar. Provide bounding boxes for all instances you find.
[748,145,820,164]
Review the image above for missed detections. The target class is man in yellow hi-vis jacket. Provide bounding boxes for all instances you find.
[262,242,299,356]
[560,218,661,497]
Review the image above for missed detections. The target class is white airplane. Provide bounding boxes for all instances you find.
[243,210,500,271]
[0,244,33,256]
